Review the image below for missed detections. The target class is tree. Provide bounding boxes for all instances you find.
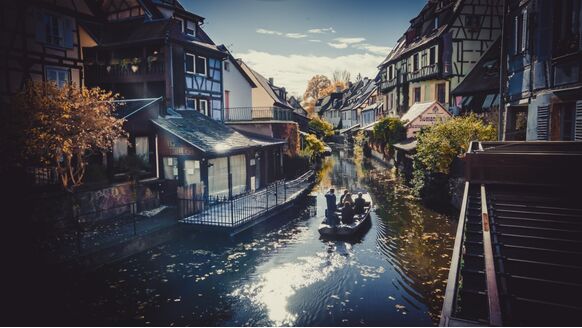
[309,117,334,139]
[319,80,348,99]
[303,75,332,101]
[372,117,406,153]
[303,133,326,161]
[332,69,351,84]
[10,81,126,191]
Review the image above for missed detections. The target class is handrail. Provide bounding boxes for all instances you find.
[480,184,503,326]
[440,181,470,326]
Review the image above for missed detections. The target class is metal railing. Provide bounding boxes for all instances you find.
[179,170,314,227]
[85,60,164,81]
[224,106,293,122]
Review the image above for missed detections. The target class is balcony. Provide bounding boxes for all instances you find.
[407,63,440,82]
[85,60,165,84]
[380,77,398,92]
[224,107,293,122]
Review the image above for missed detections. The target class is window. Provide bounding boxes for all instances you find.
[513,9,529,55]
[413,53,419,71]
[44,13,64,46]
[185,20,196,36]
[185,53,195,73]
[436,83,446,104]
[199,99,209,116]
[388,65,393,80]
[186,97,196,110]
[208,157,229,197]
[429,47,436,65]
[414,87,421,103]
[196,56,207,76]
[224,61,230,72]
[113,138,129,161]
[163,157,179,180]
[175,17,185,32]
[46,67,69,87]
[135,136,149,162]
[184,160,201,186]
[230,154,247,196]
[554,0,581,56]
[560,103,576,141]
[434,16,439,30]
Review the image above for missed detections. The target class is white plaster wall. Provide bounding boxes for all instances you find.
[223,58,253,108]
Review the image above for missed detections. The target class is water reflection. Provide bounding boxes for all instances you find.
[66,146,454,326]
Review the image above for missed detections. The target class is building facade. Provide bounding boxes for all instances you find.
[503,0,582,141]
[377,0,503,117]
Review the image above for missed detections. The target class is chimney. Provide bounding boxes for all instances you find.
[268,77,274,85]
[280,87,286,100]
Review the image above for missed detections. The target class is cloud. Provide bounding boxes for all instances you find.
[352,43,392,55]
[307,27,336,34]
[285,33,308,39]
[308,39,322,43]
[237,50,384,96]
[327,42,349,49]
[256,28,283,36]
[333,37,366,44]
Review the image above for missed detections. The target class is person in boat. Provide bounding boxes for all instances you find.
[344,192,354,205]
[341,202,355,225]
[338,190,349,206]
[354,192,366,215]
[325,188,338,226]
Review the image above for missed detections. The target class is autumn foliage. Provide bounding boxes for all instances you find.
[8,81,126,191]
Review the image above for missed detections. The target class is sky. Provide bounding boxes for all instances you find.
[182,0,427,97]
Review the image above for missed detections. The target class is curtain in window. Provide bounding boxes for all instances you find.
[230,154,247,196]
[113,138,128,160]
[184,160,201,186]
[135,136,149,161]
[163,157,178,180]
[208,157,229,197]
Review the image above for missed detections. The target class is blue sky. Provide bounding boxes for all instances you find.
[182,0,427,96]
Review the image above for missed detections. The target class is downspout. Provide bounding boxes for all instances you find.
[169,44,175,110]
[498,0,508,141]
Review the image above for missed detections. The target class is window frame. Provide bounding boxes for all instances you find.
[45,66,70,87]
[199,99,209,116]
[185,53,195,74]
[186,97,197,111]
[195,56,207,76]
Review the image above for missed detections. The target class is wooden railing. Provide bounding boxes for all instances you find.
[407,63,440,82]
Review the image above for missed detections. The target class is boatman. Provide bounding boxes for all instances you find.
[354,192,366,214]
[325,188,338,226]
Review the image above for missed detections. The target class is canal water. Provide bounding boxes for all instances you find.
[66,146,455,326]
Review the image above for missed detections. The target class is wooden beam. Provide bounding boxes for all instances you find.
[480,184,503,326]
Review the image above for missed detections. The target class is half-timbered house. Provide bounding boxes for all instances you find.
[0,0,98,104]
[377,0,503,116]
[502,0,582,141]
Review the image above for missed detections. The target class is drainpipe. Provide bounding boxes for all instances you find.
[498,0,508,141]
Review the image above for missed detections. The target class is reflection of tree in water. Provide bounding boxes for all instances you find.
[360,158,455,323]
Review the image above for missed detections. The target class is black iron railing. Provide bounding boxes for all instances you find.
[179,170,314,227]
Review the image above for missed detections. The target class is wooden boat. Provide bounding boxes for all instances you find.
[318,192,372,237]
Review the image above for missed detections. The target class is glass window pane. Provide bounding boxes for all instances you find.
[135,136,149,161]
[113,138,128,160]
[184,160,201,186]
[230,154,246,196]
[208,157,228,197]
[163,157,178,180]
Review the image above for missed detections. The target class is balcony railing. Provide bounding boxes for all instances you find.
[224,106,293,122]
[380,77,398,91]
[407,63,440,82]
[85,60,165,83]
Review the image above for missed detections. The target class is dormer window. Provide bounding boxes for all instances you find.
[175,17,196,36]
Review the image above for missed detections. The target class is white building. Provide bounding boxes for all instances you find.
[219,46,257,117]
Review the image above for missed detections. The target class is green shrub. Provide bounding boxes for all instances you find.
[372,117,406,153]
[308,117,334,139]
[303,133,326,161]
[415,114,496,175]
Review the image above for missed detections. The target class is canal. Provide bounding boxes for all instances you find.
[65,145,455,326]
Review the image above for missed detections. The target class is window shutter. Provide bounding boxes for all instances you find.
[521,9,528,52]
[575,101,582,141]
[63,17,74,48]
[536,105,550,140]
[35,11,46,43]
